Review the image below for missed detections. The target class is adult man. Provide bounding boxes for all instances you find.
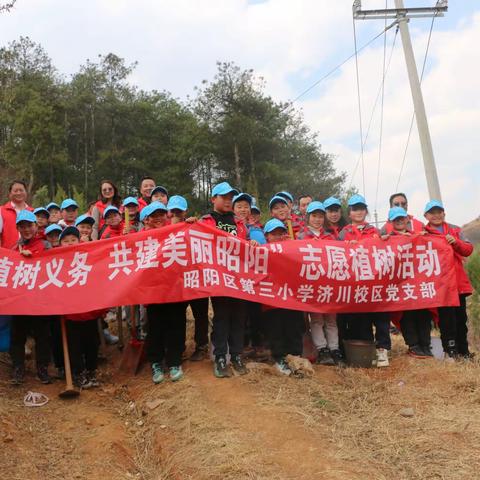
[380,193,424,235]
[137,176,156,211]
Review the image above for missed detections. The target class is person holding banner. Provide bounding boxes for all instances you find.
[381,193,424,235]
[339,194,391,368]
[10,210,52,385]
[385,207,433,358]
[0,180,32,249]
[263,219,305,375]
[201,182,249,378]
[424,200,474,359]
[141,201,187,383]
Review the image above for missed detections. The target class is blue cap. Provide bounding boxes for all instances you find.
[139,201,168,222]
[60,198,78,210]
[34,207,50,218]
[45,224,62,235]
[269,195,288,209]
[306,201,326,214]
[123,196,139,207]
[16,210,37,224]
[388,207,408,221]
[348,194,367,207]
[75,214,95,226]
[275,191,294,202]
[59,226,80,241]
[103,206,120,218]
[46,202,60,211]
[424,199,444,213]
[167,195,188,212]
[233,193,253,205]
[248,227,267,244]
[211,182,239,197]
[251,205,261,214]
[151,186,168,197]
[263,218,287,234]
[323,196,342,209]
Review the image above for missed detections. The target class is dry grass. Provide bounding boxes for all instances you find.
[240,337,480,480]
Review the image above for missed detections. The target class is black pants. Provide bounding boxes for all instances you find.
[66,319,99,374]
[146,302,187,367]
[343,312,391,350]
[245,301,265,348]
[336,314,348,354]
[9,315,51,368]
[211,297,246,358]
[438,294,469,354]
[264,308,305,361]
[50,316,64,369]
[190,297,209,348]
[400,309,432,349]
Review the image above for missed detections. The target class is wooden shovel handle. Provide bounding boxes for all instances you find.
[60,317,75,390]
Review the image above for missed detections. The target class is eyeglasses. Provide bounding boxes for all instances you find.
[393,202,407,207]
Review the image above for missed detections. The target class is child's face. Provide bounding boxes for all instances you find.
[424,208,445,226]
[349,206,367,224]
[62,207,78,223]
[46,233,60,247]
[250,212,261,223]
[151,192,168,205]
[212,193,234,214]
[105,212,122,227]
[126,205,139,217]
[308,211,325,230]
[35,213,49,228]
[392,217,408,231]
[270,202,289,221]
[326,206,341,225]
[17,221,37,241]
[170,208,186,220]
[77,223,93,237]
[60,235,80,246]
[48,208,61,224]
[144,211,167,229]
[233,200,251,220]
[266,228,287,243]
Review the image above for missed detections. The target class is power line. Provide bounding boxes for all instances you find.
[286,22,397,107]
[395,12,437,191]
[348,27,398,190]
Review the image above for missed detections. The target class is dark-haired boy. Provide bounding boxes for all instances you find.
[10,210,52,385]
[200,182,248,378]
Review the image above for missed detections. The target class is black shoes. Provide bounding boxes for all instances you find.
[190,345,208,362]
[11,365,25,385]
[316,347,335,366]
[231,355,248,375]
[37,365,52,384]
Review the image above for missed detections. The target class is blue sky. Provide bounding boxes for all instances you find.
[1,0,479,225]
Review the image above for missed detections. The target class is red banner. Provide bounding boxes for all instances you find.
[0,222,459,315]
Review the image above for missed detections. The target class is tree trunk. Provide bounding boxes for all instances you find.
[233,142,241,188]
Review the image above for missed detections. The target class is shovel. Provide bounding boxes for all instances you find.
[59,317,80,399]
[118,306,145,375]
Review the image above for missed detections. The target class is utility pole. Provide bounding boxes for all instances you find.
[353,0,447,201]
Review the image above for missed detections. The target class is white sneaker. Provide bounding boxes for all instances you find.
[274,359,292,376]
[376,348,389,367]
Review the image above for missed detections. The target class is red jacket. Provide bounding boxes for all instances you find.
[13,236,49,255]
[137,197,148,211]
[200,214,247,240]
[338,223,379,241]
[324,225,343,240]
[381,215,424,235]
[296,226,333,241]
[0,202,33,249]
[425,222,473,295]
[100,222,125,240]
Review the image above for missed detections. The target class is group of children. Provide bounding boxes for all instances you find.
[4,177,475,387]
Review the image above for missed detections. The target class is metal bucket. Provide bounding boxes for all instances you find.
[343,339,376,368]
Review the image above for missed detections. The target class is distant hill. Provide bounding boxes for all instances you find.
[463,217,480,245]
